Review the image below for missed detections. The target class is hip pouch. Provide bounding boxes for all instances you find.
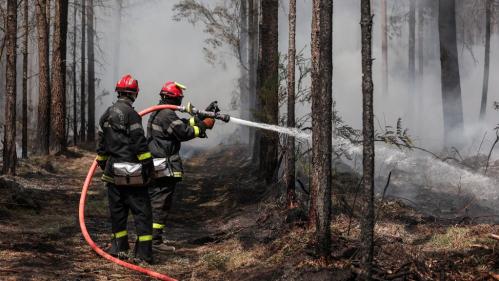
[153,158,174,179]
[113,162,146,187]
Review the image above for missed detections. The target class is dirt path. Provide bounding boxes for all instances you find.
[0,146,271,281]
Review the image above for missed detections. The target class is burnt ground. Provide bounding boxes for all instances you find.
[0,145,498,280]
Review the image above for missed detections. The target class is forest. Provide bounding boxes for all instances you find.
[0,0,498,280]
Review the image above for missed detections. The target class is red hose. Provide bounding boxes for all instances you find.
[79,104,182,281]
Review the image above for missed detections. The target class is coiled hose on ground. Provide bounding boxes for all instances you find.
[79,105,183,281]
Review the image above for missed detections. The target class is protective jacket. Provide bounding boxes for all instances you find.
[147,101,201,180]
[97,98,152,183]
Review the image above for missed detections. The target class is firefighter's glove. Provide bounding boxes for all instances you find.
[205,101,220,113]
[141,158,155,182]
[202,118,216,130]
[197,122,208,138]
[97,160,107,171]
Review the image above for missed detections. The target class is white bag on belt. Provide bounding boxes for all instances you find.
[113,162,145,186]
[153,158,174,178]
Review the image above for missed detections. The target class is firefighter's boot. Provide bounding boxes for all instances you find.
[108,235,130,260]
[152,228,176,252]
[134,237,154,264]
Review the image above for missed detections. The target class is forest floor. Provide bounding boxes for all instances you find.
[0,145,498,280]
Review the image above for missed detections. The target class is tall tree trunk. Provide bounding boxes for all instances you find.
[86,0,95,144]
[36,0,51,155]
[248,0,258,156]
[3,0,18,175]
[381,0,388,96]
[360,0,375,277]
[239,0,250,144]
[113,0,122,81]
[22,0,29,159]
[80,0,86,143]
[310,0,333,260]
[286,0,297,209]
[409,0,416,99]
[418,0,425,84]
[257,0,279,183]
[72,0,78,145]
[480,0,492,120]
[51,0,69,154]
[439,0,464,147]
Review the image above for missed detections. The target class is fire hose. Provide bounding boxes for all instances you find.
[79,104,230,280]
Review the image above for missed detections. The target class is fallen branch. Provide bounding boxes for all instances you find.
[488,233,499,241]
[385,271,410,280]
[381,171,393,201]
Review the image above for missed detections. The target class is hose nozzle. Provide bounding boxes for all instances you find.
[184,102,231,123]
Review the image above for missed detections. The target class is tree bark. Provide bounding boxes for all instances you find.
[381,0,388,96]
[439,0,464,147]
[360,0,375,277]
[408,0,416,119]
[418,0,425,85]
[248,0,258,156]
[80,0,86,143]
[239,0,250,144]
[22,0,29,159]
[3,0,18,175]
[310,0,333,260]
[72,0,78,145]
[51,0,69,154]
[113,0,122,82]
[480,0,492,120]
[257,0,279,183]
[286,0,297,209]
[86,0,95,144]
[36,0,51,155]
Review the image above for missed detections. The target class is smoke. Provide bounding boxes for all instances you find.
[94,1,241,147]
[93,0,499,153]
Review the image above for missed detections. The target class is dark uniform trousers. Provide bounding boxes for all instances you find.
[149,178,178,240]
[107,183,153,261]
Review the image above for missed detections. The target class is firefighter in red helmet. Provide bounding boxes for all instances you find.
[96,74,155,264]
[146,81,217,251]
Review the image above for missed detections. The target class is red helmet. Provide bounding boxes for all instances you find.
[160,81,186,98]
[115,74,139,94]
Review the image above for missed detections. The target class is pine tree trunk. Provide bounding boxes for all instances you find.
[418,0,425,84]
[480,0,492,120]
[310,0,333,259]
[80,0,86,143]
[87,0,95,144]
[257,0,279,183]
[3,0,18,175]
[22,0,29,159]
[36,0,51,155]
[113,0,122,81]
[286,0,297,209]
[249,0,258,157]
[439,0,464,147]
[50,0,69,154]
[381,0,388,96]
[239,0,250,144]
[360,0,375,277]
[72,0,78,145]
[409,0,416,99]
